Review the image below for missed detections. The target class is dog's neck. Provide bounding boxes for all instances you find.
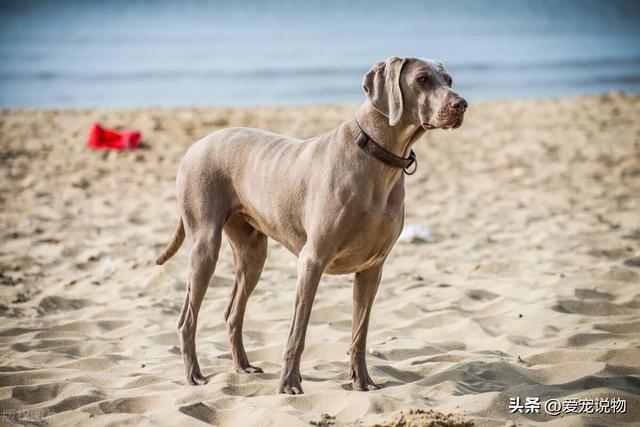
[354,101,425,159]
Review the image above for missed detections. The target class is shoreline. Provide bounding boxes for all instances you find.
[1,90,636,113]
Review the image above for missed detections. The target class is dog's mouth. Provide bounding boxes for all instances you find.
[442,115,464,130]
[422,109,465,131]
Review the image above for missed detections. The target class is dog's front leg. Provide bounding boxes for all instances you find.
[349,263,383,391]
[278,245,326,395]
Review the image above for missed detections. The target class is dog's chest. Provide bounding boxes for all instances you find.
[325,204,404,274]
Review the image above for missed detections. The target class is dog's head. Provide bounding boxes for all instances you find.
[362,57,467,130]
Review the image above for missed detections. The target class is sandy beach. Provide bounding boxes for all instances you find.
[1,94,639,426]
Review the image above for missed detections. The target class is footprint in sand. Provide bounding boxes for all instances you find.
[623,256,640,267]
[552,299,632,316]
[37,295,92,316]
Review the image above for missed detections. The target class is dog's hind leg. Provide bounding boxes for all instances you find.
[177,227,222,385]
[223,215,267,373]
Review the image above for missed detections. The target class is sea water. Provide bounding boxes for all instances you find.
[1,0,639,107]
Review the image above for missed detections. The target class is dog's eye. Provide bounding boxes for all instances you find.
[416,75,428,83]
[444,75,453,87]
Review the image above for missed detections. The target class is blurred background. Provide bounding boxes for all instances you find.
[1,0,639,107]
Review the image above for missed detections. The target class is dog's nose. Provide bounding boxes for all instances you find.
[449,97,468,112]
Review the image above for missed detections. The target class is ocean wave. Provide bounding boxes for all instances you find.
[2,56,640,82]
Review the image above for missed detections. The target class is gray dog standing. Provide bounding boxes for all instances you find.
[156,56,467,394]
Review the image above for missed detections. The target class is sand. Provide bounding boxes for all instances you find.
[1,93,639,426]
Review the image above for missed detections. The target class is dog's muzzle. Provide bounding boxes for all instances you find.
[438,96,468,129]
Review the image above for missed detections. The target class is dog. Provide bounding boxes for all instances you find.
[156,56,467,394]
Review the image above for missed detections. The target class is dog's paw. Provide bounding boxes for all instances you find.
[352,379,379,391]
[187,369,208,385]
[351,370,379,391]
[278,375,304,394]
[235,364,264,374]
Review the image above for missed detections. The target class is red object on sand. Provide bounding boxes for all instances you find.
[87,123,141,150]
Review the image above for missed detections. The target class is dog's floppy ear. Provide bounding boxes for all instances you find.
[362,56,406,126]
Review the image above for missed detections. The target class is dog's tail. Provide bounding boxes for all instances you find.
[156,218,185,265]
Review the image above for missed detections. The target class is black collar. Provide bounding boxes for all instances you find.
[354,120,417,175]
